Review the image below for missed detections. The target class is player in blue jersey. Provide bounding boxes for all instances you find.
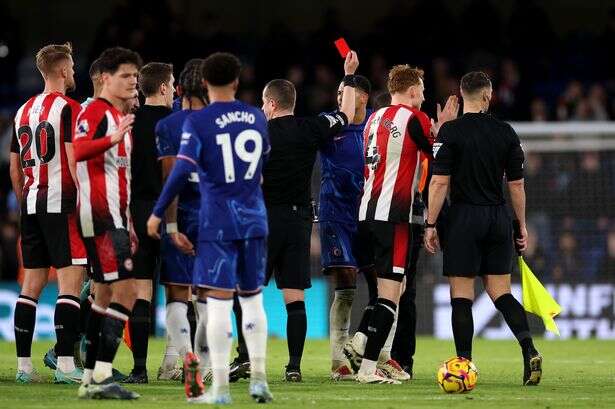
[155,59,209,385]
[147,52,273,404]
[319,75,373,381]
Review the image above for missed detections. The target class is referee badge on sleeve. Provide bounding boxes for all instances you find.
[323,114,338,128]
[433,142,442,157]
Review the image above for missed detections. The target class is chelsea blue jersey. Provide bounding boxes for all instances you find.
[156,109,201,212]
[318,109,372,224]
[178,101,270,241]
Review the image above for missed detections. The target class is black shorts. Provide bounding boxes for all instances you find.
[82,228,134,283]
[20,212,87,269]
[406,223,424,278]
[440,204,513,277]
[265,204,312,290]
[356,221,413,283]
[130,199,160,280]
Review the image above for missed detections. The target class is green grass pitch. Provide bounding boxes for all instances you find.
[0,337,614,408]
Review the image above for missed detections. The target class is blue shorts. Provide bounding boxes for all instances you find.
[160,208,199,286]
[194,237,266,292]
[319,221,359,273]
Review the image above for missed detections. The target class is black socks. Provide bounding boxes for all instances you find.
[392,286,417,367]
[494,293,537,355]
[286,301,307,370]
[363,298,397,361]
[55,295,81,357]
[84,304,106,370]
[14,295,37,358]
[98,303,131,364]
[129,298,151,373]
[451,298,474,360]
[187,301,197,350]
[79,295,93,336]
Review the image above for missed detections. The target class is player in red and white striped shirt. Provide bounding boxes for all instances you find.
[348,65,459,384]
[9,43,87,384]
[73,47,142,400]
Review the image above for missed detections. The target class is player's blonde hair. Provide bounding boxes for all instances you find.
[387,65,424,95]
[36,42,73,75]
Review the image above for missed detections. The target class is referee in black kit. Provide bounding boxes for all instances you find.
[424,71,543,386]
[259,51,359,381]
[126,62,174,383]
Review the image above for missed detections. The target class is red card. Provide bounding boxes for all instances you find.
[334,37,350,58]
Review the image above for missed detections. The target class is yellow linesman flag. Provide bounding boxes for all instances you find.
[518,256,562,335]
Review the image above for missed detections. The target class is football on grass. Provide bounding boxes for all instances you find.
[436,356,478,393]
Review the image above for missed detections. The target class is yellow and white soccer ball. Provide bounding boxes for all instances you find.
[436,357,478,393]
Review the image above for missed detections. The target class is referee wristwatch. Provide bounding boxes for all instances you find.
[425,221,437,229]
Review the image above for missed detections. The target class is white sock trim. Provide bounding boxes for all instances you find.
[92,361,113,383]
[17,357,33,373]
[57,356,76,373]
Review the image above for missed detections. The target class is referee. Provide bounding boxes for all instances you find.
[260,51,359,381]
[126,62,174,383]
[424,71,543,386]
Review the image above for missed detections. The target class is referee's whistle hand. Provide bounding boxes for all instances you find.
[146,214,162,240]
[424,228,440,254]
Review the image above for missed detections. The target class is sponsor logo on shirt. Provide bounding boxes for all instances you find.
[76,119,89,138]
[180,132,191,146]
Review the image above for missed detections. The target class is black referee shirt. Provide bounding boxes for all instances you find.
[131,104,172,201]
[262,112,348,206]
[432,112,524,206]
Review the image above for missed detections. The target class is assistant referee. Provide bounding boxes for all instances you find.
[259,51,359,381]
[424,71,543,386]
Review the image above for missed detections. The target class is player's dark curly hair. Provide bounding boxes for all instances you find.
[202,52,241,86]
[179,58,207,108]
[97,47,143,75]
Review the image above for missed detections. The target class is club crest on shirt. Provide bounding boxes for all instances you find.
[433,142,442,157]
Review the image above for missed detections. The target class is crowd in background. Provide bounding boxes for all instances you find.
[0,0,614,282]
